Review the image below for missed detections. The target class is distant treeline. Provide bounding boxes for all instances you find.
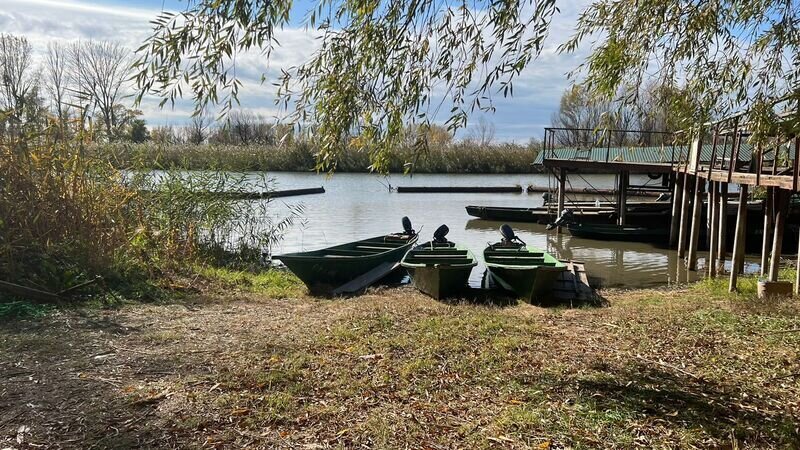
[97,140,543,174]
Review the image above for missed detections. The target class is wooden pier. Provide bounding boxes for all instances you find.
[541,111,800,295]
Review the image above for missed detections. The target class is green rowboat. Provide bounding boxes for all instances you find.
[274,220,418,295]
[401,239,477,300]
[484,225,566,304]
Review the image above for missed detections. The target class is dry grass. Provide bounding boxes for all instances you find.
[1,284,799,449]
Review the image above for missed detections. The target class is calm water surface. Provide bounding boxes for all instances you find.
[256,172,710,289]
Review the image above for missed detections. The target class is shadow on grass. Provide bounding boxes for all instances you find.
[574,364,799,445]
[0,313,189,447]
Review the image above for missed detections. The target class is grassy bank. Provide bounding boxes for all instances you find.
[2,272,798,448]
[97,142,542,174]
[1,126,301,303]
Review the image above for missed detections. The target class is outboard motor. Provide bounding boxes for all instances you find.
[546,208,575,230]
[432,224,450,244]
[401,216,415,235]
[541,192,552,204]
[655,192,671,202]
[500,224,526,246]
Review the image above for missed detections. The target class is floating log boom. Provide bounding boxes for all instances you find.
[396,186,522,193]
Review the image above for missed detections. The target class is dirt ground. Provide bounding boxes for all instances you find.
[1,285,799,449]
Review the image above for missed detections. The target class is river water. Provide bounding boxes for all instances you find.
[255,172,711,289]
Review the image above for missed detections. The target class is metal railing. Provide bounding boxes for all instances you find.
[542,127,678,169]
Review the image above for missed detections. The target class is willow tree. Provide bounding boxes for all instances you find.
[135,0,799,171]
[561,0,800,144]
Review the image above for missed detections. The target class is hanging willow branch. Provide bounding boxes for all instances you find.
[133,0,558,172]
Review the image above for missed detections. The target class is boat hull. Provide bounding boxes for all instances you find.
[487,266,565,304]
[566,223,669,243]
[401,242,477,299]
[483,245,566,304]
[466,205,669,226]
[406,265,473,299]
[275,235,417,295]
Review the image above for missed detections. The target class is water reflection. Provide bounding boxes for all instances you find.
[464,218,701,288]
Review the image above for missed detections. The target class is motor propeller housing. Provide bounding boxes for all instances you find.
[401,216,415,235]
[433,224,450,243]
[546,208,575,230]
[499,223,526,246]
[500,223,516,241]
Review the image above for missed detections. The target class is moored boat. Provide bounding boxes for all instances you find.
[465,205,670,226]
[273,217,418,295]
[401,225,477,299]
[566,222,669,243]
[483,225,566,304]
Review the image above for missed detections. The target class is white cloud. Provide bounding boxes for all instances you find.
[2,0,593,141]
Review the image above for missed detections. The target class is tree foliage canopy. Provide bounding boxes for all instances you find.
[134,0,800,171]
[134,0,558,172]
[562,0,799,142]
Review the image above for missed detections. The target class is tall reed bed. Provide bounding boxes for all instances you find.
[0,134,299,300]
[98,142,542,173]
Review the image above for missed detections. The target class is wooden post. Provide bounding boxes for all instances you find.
[708,181,720,277]
[796,223,800,295]
[717,182,728,273]
[729,184,749,292]
[768,189,790,282]
[760,187,774,276]
[687,176,704,271]
[557,167,566,234]
[618,171,628,226]
[670,172,683,247]
[678,174,693,257]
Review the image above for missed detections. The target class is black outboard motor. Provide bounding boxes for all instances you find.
[546,208,574,230]
[401,216,415,235]
[433,224,450,244]
[500,223,526,246]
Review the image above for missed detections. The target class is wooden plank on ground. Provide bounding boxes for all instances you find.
[332,262,400,296]
[552,261,594,303]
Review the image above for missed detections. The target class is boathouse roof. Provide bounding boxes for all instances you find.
[533,143,770,166]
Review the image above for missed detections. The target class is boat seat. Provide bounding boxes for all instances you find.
[486,249,544,256]
[355,245,395,251]
[404,257,472,265]
[416,246,464,251]
[484,253,545,258]
[359,242,399,248]
[408,250,468,256]
[486,259,548,266]
[324,249,382,256]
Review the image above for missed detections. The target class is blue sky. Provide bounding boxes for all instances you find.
[2,0,592,142]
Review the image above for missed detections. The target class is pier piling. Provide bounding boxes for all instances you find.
[768,189,790,282]
[708,181,720,277]
[617,171,628,226]
[687,177,704,271]
[557,168,566,234]
[669,173,683,246]
[729,185,749,292]
[760,187,774,276]
[717,182,728,273]
[677,174,693,257]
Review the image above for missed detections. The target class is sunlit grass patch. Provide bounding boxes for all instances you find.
[693,267,798,299]
[196,266,305,298]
